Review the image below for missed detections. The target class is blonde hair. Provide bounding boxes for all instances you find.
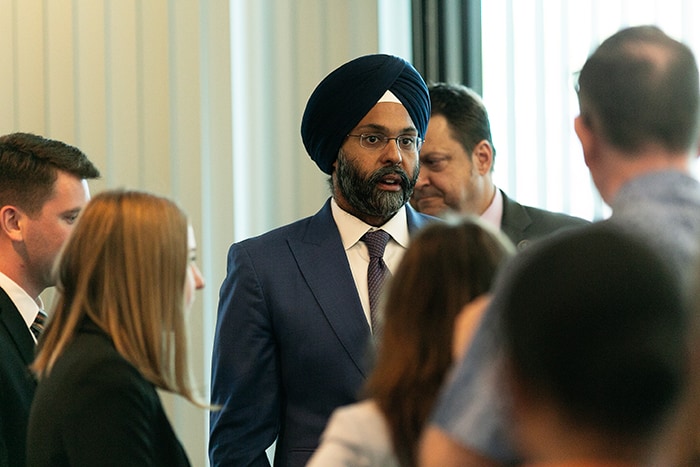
[32,190,199,404]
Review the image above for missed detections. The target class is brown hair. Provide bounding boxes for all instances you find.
[0,132,100,215]
[428,82,497,161]
[32,190,199,404]
[364,217,514,467]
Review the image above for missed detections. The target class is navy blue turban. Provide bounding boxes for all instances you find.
[301,54,430,175]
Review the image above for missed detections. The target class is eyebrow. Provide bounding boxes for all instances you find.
[353,123,418,134]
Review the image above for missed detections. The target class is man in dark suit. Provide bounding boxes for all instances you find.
[209,54,435,467]
[411,83,588,248]
[0,132,99,467]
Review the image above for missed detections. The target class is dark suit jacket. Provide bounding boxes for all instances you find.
[0,287,36,467]
[499,190,589,249]
[209,199,436,467]
[26,319,190,467]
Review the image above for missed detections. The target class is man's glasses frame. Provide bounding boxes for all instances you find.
[346,133,424,153]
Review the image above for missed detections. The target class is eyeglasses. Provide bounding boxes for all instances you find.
[346,133,424,153]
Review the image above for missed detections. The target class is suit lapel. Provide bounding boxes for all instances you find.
[499,190,532,245]
[0,287,35,364]
[288,202,438,378]
[405,203,436,232]
[289,201,372,377]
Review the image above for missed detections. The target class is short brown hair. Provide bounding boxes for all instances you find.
[0,132,100,215]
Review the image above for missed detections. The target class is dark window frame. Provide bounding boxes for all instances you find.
[411,0,482,93]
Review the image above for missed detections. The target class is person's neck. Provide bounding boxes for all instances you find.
[596,151,693,205]
[478,183,497,215]
[516,404,645,465]
[0,265,42,303]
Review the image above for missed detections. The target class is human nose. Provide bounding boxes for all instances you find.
[415,165,429,189]
[192,264,205,290]
[381,138,403,165]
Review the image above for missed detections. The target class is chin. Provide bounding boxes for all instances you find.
[416,203,443,216]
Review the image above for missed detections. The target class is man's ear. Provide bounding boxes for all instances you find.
[0,206,24,241]
[0,205,23,242]
[574,115,595,168]
[472,140,494,175]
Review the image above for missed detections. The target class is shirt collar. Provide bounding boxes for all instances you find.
[330,198,409,249]
[480,186,503,229]
[0,271,44,329]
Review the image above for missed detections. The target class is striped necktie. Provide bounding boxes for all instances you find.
[361,229,392,336]
[30,310,47,340]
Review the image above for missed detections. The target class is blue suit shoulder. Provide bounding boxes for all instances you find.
[230,199,439,252]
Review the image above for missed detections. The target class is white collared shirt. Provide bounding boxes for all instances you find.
[331,198,409,327]
[0,271,44,342]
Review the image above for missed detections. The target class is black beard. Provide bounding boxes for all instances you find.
[334,150,419,218]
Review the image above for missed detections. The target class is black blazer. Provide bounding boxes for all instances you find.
[0,287,36,467]
[26,320,190,467]
[500,190,589,249]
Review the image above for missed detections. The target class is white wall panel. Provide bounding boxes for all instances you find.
[74,0,109,192]
[0,0,16,132]
[45,0,76,140]
[106,0,141,187]
[15,0,45,133]
[139,0,172,193]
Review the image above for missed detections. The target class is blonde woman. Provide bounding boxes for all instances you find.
[27,190,204,467]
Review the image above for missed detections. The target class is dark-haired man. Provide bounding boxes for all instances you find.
[210,54,436,467]
[0,132,100,467]
[411,83,588,249]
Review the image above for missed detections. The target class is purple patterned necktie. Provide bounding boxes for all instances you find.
[361,229,392,335]
[30,310,47,341]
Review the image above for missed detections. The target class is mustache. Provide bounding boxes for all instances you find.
[368,166,412,189]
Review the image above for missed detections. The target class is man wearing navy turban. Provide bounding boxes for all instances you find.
[210,54,436,467]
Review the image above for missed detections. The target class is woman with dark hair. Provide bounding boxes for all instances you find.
[308,217,513,467]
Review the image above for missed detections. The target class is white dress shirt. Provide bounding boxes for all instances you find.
[330,198,409,328]
[0,271,44,342]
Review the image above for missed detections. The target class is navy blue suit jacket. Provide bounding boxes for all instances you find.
[209,199,436,467]
[0,287,36,467]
